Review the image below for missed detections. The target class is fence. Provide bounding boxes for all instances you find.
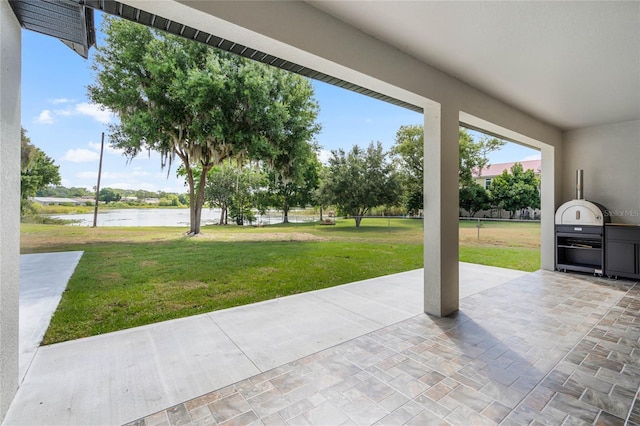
[253,213,540,240]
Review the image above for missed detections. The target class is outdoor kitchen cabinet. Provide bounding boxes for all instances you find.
[605,225,640,279]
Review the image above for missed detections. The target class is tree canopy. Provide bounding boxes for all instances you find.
[204,162,267,225]
[20,127,61,215]
[88,16,319,234]
[388,126,504,217]
[99,188,122,204]
[390,125,424,215]
[459,129,506,186]
[458,128,505,217]
[322,142,401,228]
[459,183,491,218]
[265,142,321,223]
[489,162,540,218]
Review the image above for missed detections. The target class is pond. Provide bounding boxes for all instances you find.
[47,208,304,227]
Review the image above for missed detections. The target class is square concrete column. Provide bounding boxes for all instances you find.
[423,103,460,317]
[0,0,21,421]
[540,145,560,271]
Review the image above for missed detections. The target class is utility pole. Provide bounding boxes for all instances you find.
[93,132,105,227]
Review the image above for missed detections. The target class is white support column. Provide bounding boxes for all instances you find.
[423,103,460,317]
[540,145,560,270]
[0,0,21,421]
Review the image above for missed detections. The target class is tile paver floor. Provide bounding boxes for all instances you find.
[126,271,640,426]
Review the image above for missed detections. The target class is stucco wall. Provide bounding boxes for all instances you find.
[0,0,21,421]
[563,120,640,225]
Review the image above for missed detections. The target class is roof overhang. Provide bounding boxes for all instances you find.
[83,0,422,113]
[9,0,96,58]
[10,0,421,113]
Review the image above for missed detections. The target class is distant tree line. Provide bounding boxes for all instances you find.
[35,184,189,206]
[23,123,539,225]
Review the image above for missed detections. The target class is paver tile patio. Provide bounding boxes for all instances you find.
[127,271,639,425]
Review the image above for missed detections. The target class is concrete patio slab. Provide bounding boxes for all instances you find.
[210,293,382,372]
[9,314,261,426]
[458,262,528,298]
[5,260,528,426]
[18,251,83,383]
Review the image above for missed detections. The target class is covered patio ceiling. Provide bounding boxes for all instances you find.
[15,1,638,132]
[308,1,640,131]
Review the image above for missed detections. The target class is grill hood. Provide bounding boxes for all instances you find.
[555,169,611,226]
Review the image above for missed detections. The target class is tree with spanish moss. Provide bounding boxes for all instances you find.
[88,17,319,235]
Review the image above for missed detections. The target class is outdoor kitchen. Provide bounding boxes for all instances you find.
[555,169,640,279]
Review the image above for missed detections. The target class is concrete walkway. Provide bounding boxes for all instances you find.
[5,258,526,426]
[18,251,83,384]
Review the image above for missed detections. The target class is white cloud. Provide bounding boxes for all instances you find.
[62,148,100,163]
[76,170,151,180]
[51,98,73,104]
[88,140,123,155]
[106,182,136,190]
[108,182,160,191]
[76,171,98,179]
[103,170,151,179]
[75,103,114,124]
[317,149,332,165]
[55,109,73,117]
[521,154,542,161]
[49,102,114,124]
[35,110,54,124]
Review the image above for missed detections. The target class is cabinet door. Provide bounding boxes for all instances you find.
[606,241,637,275]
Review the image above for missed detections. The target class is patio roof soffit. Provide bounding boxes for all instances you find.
[13,0,423,114]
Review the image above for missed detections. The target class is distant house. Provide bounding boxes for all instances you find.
[473,159,542,190]
[468,159,542,219]
[31,197,84,206]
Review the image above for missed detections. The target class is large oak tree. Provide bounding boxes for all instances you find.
[88,17,319,234]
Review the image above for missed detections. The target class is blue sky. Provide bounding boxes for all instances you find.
[20,12,539,194]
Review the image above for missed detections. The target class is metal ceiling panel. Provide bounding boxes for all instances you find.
[9,0,95,58]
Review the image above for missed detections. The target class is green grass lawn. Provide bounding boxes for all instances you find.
[21,218,540,344]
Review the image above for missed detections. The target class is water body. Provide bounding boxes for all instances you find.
[48,208,295,227]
